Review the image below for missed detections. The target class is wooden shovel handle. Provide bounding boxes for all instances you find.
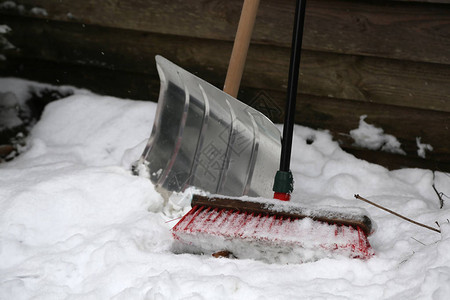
[223,0,260,98]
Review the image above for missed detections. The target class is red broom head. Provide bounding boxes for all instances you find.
[171,195,374,263]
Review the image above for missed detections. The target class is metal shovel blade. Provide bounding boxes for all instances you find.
[137,55,281,198]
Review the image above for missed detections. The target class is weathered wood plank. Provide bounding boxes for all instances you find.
[0,57,158,101]
[342,148,450,173]
[2,0,450,65]
[393,0,450,3]
[3,16,450,112]
[240,88,449,165]
[2,58,449,172]
[245,48,450,113]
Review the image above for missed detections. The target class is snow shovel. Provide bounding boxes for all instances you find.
[172,0,374,263]
[135,0,281,199]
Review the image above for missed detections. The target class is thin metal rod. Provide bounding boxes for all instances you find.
[280,0,307,171]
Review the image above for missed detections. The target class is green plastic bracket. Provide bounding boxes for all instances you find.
[272,170,294,194]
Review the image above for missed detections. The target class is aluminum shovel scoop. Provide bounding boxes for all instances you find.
[135,55,281,198]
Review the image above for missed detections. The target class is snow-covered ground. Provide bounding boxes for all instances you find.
[1,78,449,299]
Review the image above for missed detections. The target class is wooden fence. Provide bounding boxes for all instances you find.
[1,0,449,172]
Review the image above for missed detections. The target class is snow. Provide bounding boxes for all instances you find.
[1,24,14,58]
[1,79,450,299]
[0,1,25,14]
[0,25,11,34]
[0,92,22,129]
[30,7,47,17]
[416,137,434,159]
[350,115,406,155]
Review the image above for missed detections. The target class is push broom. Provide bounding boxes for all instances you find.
[172,0,374,263]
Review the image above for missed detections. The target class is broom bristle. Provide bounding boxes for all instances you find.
[172,196,374,263]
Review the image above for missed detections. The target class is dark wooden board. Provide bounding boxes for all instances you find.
[3,15,450,112]
[240,88,450,167]
[2,58,449,173]
[342,148,449,173]
[2,0,450,64]
[245,48,450,113]
[0,57,158,101]
[393,0,450,3]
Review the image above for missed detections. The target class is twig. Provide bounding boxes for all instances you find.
[432,172,445,209]
[354,194,441,233]
[432,184,445,209]
[410,237,426,246]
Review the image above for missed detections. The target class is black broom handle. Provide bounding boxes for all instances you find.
[279,0,307,172]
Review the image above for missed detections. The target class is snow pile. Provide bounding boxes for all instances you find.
[0,78,87,160]
[0,24,11,34]
[30,7,48,17]
[0,92,22,129]
[0,77,84,106]
[350,115,406,155]
[416,137,434,159]
[1,81,450,299]
[0,1,46,16]
[0,24,14,61]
